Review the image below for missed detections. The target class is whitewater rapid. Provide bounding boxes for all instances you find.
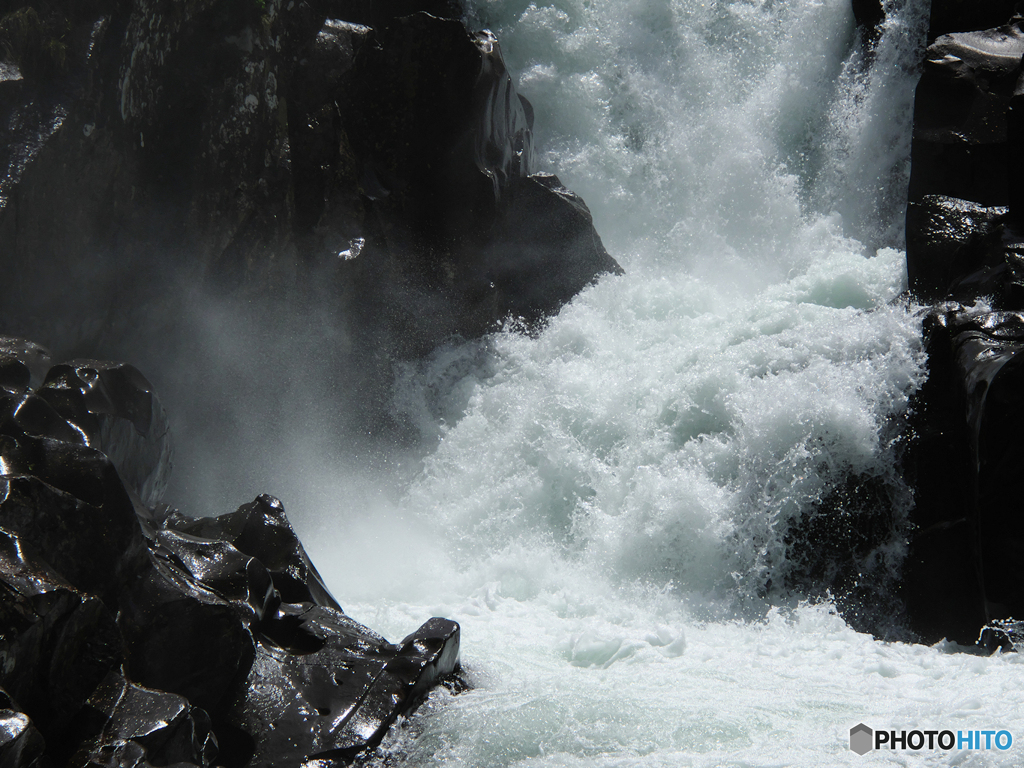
[289,0,1024,764]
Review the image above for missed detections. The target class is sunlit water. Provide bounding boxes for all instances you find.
[285,0,1024,764]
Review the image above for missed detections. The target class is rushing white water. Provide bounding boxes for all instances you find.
[288,0,1024,764]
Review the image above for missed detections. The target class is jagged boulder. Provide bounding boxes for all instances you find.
[0,338,462,765]
[0,0,620,370]
[0,689,46,768]
[69,671,219,768]
[901,1,1024,646]
[164,494,340,609]
[312,12,622,353]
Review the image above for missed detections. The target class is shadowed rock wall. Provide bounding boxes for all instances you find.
[0,336,461,766]
[903,0,1024,647]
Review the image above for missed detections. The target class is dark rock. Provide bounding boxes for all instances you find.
[903,306,1024,643]
[1,0,309,332]
[0,338,51,394]
[0,340,462,765]
[0,443,149,607]
[69,671,219,768]
[332,13,619,356]
[1006,68,1024,225]
[908,21,1024,209]
[784,472,908,638]
[851,0,885,46]
[117,556,258,718]
[905,195,1008,302]
[124,489,462,763]
[37,359,172,507]
[0,527,123,745]
[229,606,459,766]
[462,173,622,335]
[1,0,617,366]
[978,617,1024,651]
[0,690,46,768]
[903,0,1024,645]
[113,0,327,268]
[927,1,1021,40]
[952,312,1024,621]
[165,494,340,610]
[392,616,461,705]
[901,308,985,645]
[341,14,533,244]
[0,346,171,517]
[851,0,884,31]
[151,527,278,622]
[902,2,1024,645]
[288,19,372,246]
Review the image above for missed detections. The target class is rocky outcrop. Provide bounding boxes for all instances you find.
[925,0,1019,40]
[0,0,620,366]
[1,5,620,753]
[305,11,621,358]
[903,308,1024,646]
[905,195,1012,303]
[903,5,1024,646]
[907,21,1024,211]
[0,336,462,766]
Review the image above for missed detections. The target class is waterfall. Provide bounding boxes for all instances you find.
[272,0,1024,764]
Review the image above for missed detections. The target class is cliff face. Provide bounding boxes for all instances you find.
[0,0,620,360]
[902,0,1024,647]
[0,2,623,764]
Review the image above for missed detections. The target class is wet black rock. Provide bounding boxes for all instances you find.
[851,0,884,33]
[902,2,1024,646]
[908,20,1024,209]
[164,494,341,610]
[0,689,46,768]
[325,12,621,353]
[0,338,50,393]
[906,195,1010,303]
[38,358,173,507]
[70,671,220,768]
[465,173,623,336]
[230,607,460,766]
[902,308,1024,644]
[785,472,909,638]
[0,442,150,608]
[0,337,462,765]
[0,526,124,750]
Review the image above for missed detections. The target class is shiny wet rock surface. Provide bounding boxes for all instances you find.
[0,337,461,767]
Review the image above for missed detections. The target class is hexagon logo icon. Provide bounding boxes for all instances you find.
[850,723,873,755]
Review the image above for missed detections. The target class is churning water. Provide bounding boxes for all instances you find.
[289,0,1024,764]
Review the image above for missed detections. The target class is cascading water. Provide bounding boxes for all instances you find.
[287,0,1024,764]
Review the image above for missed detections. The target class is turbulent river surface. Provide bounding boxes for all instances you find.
[226,0,1024,764]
